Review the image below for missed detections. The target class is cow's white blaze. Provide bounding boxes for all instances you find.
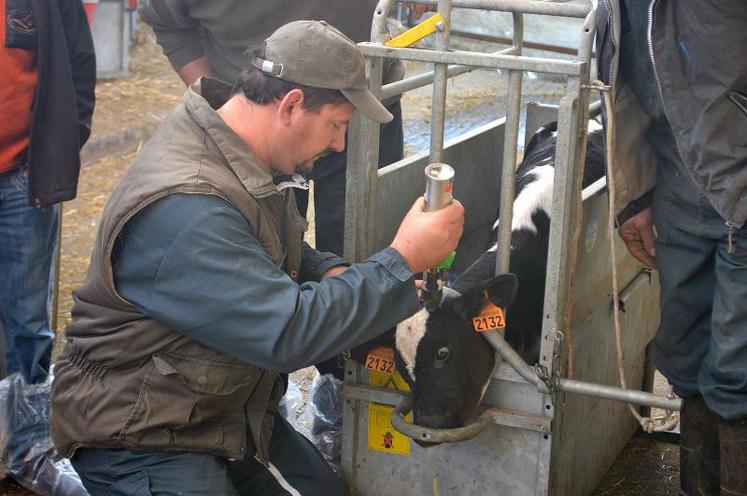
[510,163,554,233]
[395,309,428,382]
[587,118,603,134]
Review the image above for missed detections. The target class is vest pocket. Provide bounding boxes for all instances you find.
[151,353,257,395]
[122,353,261,457]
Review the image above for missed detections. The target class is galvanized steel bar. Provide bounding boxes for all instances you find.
[343,56,384,262]
[537,90,581,383]
[558,379,681,411]
[404,0,590,18]
[341,362,363,484]
[482,332,682,411]
[383,64,472,101]
[380,46,519,100]
[358,43,586,76]
[495,12,524,275]
[429,0,453,162]
[343,383,405,406]
[390,395,552,443]
[577,7,596,64]
[371,0,395,43]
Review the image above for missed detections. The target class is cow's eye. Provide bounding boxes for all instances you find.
[436,347,450,364]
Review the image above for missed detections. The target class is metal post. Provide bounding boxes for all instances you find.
[380,46,519,100]
[405,0,590,17]
[428,0,453,163]
[495,12,524,275]
[358,43,586,76]
[343,57,384,262]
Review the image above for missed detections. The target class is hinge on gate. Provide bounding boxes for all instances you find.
[582,82,611,92]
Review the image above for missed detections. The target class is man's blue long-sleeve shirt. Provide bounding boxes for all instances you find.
[111,193,419,373]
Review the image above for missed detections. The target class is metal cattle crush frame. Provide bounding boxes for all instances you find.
[341,1,680,494]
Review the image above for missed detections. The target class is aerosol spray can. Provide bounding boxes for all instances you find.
[423,163,455,311]
[424,163,454,211]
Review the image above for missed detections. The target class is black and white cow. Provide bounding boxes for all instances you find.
[393,120,606,430]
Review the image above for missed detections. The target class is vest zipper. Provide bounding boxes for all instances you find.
[646,0,675,127]
[603,0,618,88]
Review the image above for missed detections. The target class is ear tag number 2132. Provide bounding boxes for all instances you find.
[365,347,395,373]
[472,303,506,332]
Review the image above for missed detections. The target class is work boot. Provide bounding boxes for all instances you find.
[680,396,721,495]
[719,416,747,496]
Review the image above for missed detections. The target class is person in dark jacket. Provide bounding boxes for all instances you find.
[596,1,747,494]
[0,0,95,384]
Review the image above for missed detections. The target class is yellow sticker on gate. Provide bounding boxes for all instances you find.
[368,368,410,393]
[367,402,412,456]
[472,303,506,332]
[366,356,411,455]
[364,347,396,374]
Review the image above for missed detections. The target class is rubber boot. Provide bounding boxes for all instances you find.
[719,416,747,496]
[680,396,721,495]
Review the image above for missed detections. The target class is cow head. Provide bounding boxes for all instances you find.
[395,273,518,429]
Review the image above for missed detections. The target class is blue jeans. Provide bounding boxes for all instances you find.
[0,164,58,384]
[71,413,349,496]
[651,158,747,421]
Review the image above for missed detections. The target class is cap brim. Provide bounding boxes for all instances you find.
[341,88,393,124]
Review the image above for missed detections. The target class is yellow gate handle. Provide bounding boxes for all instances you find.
[385,12,446,48]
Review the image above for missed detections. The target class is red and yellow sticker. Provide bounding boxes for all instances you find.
[472,302,506,332]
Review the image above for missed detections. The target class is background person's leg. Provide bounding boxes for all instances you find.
[0,165,57,384]
[310,100,404,257]
[72,448,239,496]
[228,413,349,496]
[652,174,716,398]
[698,221,747,422]
[699,220,747,495]
[308,151,346,256]
[650,159,723,494]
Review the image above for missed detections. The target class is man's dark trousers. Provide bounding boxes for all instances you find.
[651,156,747,421]
[71,413,348,495]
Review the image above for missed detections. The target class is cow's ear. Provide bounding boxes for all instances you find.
[458,273,518,318]
[483,273,518,309]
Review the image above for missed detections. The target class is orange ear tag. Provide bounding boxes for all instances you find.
[472,302,506,332]
[365,347,396,374]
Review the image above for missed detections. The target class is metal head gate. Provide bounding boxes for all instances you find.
[341,2,678,494]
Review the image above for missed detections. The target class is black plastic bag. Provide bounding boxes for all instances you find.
[0,372,88,495]
[306,373,343,476]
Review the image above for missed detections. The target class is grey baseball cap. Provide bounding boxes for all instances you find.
[250,20,393,124]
